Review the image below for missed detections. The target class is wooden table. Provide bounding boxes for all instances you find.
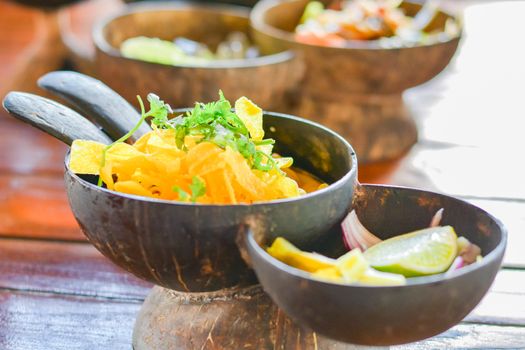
[1,1,524,349]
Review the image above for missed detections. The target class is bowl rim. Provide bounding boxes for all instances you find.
[250,0,463,52]
[65,110,358,208]
[247,183,508,288]
[92,1,298,69]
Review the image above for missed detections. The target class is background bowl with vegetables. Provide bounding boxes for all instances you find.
[93,2,303,111]
[251,0,462,163]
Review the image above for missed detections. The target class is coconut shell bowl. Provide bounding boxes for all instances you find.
[92,2,303,111]
[250,0,462,163]
[3,72,505,348]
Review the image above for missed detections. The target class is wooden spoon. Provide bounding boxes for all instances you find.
[38,71,150,142]
[2,91,112,145]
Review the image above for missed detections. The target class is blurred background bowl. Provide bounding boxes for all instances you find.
[92,2,304,110]
[251,0,462,163]
[9,0,83,8]
[123,0,261,6]
[65,111,357,292]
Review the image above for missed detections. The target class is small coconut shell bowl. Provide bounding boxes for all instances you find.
[251,0,461,163]
[93,2,303,110]
[246,184,507,345]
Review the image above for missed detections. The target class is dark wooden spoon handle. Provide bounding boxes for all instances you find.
[38,71,151,142]
[2,92,112,146]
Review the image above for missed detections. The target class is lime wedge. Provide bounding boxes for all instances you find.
[299,1,324,24]
[121,37,187,65]
[363,226,458,277]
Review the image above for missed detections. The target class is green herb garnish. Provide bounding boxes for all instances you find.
[97,93,173,186]
[146,94,174,129]
[189,176,206,202]
[172,186,189,201]
[172,91,277,171]
[172,176,206,203]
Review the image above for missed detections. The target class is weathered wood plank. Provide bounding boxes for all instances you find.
[464,269,525,327]
[0,289,524,350]
[466,199,525,269]
[0,118,66,175]
[0,1,65,98]
[466,290,525,327]
[487,269,525,295]
[0,238,150,301]
[0,175,83,240]
[396,324,525,350]
[0,291,140,350]
[373,142,525,201]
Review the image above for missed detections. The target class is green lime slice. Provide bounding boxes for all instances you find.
[363,226,458,277]
[299,1,324,24]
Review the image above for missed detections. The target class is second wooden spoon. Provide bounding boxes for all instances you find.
[38,71,151,142]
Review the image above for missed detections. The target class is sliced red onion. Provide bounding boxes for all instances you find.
[341,210,382,251]
[446,256,464,275]
[430,208,444,227]
[457,237,482,265]
[342,228,353,250]
[342,219,361,250]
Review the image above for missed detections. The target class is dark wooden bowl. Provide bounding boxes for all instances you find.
[92,2,304,110]
[65,111,357,292]
[247,184,507,345]
[250,0,462,163]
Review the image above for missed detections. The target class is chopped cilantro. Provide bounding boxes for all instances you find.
[172,186,189,202]
[172,176,206,203]
[172,91,277,171]
[189,176,206,203]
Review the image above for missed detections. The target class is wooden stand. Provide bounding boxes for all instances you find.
[132,285,353,349]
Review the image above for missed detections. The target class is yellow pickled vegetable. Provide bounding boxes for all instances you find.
[235,96,264,141]
[267,237,336,272]
[358,268,406,286]
[312,267,342,283]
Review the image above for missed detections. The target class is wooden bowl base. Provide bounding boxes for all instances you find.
[290,93,418,164]
[132,285,353,349]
